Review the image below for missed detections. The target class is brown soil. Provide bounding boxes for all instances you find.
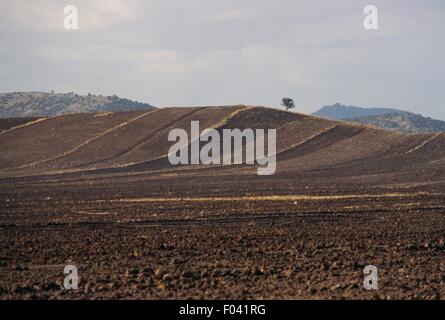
[1,106,444,299]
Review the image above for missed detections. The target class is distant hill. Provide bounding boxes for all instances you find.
[313,103,405,120]
[313,103,445,134]
[347,113,445,134]
[0,92,155,118]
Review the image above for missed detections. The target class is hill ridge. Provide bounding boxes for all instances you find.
[0,91,155,118]
[313,103,445,133]
[0,106,444,187]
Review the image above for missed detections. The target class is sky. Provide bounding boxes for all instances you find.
[1,0,445,119]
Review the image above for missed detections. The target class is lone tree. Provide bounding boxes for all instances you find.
[281,97,295,111]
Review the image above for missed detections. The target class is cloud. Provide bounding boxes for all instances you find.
[34,44,206,78]
[206,9,259,22]
[1,1,445,119]
[0,0,138,33]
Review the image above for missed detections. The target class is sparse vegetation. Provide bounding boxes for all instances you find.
[348,112,445,134]
[0,92,154,118]
[313,103,445,133]
[281,97,295,111]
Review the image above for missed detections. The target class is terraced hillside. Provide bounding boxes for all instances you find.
[1,107,445,299]
[1,106,444,185]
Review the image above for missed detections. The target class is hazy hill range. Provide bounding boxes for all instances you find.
[313,103,445,133]
[0,92,154,118]
[313,103,404,119]
[347,112,445,134]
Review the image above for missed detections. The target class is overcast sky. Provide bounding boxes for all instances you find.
[1,0,444,118]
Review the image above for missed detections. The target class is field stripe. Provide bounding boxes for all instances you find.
[102,192,436,203]
[75,107,210,169]
[0,117,48,136]
[405,132,442,155]
[9,109,159,169]
[275,124,338,155]
[107,106,253,169]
